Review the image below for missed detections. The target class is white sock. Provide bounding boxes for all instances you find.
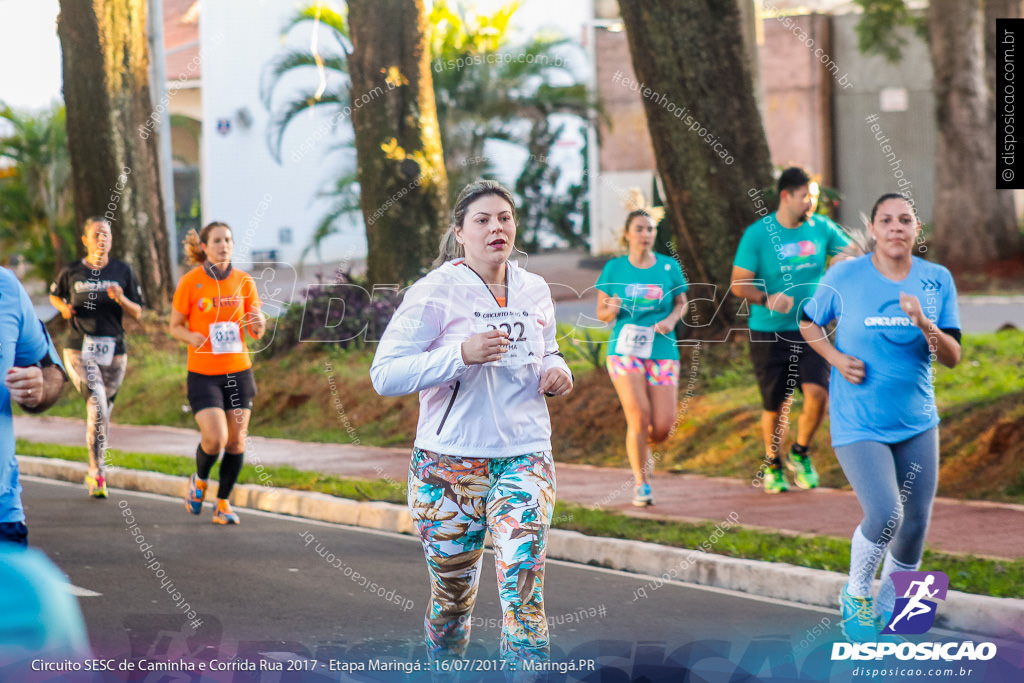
[848,525,888,596]
[876,552,919,619]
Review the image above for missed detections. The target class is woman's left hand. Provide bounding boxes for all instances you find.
[246,309,267,340]
[653,318,676,335]
[539,368,573,397]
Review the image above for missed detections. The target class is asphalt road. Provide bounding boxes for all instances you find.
[12,478,1023,682]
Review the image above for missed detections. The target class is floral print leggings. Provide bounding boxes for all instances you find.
[408,447,556,666]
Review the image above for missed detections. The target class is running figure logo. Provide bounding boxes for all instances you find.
[882,571,949,635]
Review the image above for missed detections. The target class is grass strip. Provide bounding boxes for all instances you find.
[19,439,1022,599]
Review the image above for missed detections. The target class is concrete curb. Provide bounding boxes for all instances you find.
[20,456,1024,641]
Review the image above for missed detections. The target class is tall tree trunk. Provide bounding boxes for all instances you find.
[618,1,774,337]
[347,0,449,286]
[987,0,1024,114]
[58,0,172,309]
[930,0,1020,267]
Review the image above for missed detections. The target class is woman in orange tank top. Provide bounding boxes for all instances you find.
[169,222,265,525]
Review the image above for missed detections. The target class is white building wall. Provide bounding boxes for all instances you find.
[200,0,364,268]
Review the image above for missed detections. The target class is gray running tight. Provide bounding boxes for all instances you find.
[834,427,939,564]
[64,350,128,478]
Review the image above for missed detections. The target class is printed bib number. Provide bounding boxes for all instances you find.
[615,324,654,359]
[209,321,243,355]
[81,335,116,365]
[473,310,541,367]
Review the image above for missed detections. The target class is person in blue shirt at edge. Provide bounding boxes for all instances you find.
[0,267,68,548]
[595,191,688,507]
[730,166,858,494]
[800,192,961,642]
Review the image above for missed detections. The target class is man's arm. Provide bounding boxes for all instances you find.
[731,265,793,314]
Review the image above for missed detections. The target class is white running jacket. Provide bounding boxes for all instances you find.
[370,259,571,458]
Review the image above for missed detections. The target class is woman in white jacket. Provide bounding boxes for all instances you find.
[371,180,573,669]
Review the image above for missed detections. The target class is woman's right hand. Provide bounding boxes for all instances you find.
[833,353,866,384]
[605,294,622,316]
[188,331,207,348]
[461,329,510,365]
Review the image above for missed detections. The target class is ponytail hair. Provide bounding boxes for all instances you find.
[183,221,231,265]
[434,229,465,268]
[432,180,516,269]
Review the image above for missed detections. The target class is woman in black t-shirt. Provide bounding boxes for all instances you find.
[49,217,143,498]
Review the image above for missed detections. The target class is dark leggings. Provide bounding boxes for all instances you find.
[0,521,28,548]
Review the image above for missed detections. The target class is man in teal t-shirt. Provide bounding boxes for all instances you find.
[730,168,853,494]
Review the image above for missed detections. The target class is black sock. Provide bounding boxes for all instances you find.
[791,443,809,455]
[218,451,244,499]
[196,445,218,480]
[768,457,783,469]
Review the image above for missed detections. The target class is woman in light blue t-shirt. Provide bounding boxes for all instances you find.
[800,193,962,643]
[595,204,688,507]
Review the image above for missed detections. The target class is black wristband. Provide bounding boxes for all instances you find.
[759,292,768,306]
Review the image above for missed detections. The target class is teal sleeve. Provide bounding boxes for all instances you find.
[733,226,760,273]
[670,258,688,293]
[826,218,851,256]
[595,259,616,294]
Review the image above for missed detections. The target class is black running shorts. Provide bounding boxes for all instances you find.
[187,368,257,414]
[748,331,829,412]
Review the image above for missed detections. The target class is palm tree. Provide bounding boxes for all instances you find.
[261,0,596,257]
[0,103,76,277]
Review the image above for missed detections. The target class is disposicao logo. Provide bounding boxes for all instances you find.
[883,571,947,635]
[832,571,998,663]
[197,298,213,313]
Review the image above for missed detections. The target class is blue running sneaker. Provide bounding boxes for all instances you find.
[839,583,881,643]
[632,482,653,507]
[185,473,207,515]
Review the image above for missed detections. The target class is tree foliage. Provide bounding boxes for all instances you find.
[0,103,76,277]
[852,0,928,62]
[262,0,596,262]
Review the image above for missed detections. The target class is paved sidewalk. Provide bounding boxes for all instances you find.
[15,415,1024,560]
